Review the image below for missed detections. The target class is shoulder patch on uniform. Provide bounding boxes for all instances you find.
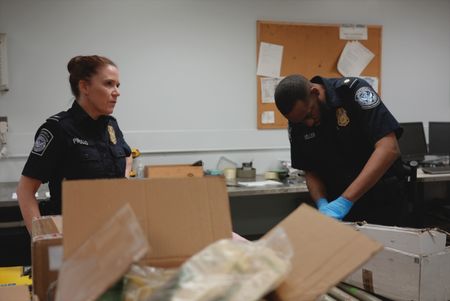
[31,128,54,156]
[355,86,380,109]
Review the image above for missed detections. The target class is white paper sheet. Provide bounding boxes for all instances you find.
[339,24,368,40]
[337,41,374,77]
[261,111,275,124]
[237,180,282,187]
[261,77,283,103]
[257,42,283,77]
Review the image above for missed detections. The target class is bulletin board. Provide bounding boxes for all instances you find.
[257,21,382,129]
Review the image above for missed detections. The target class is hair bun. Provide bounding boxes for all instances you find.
[67,56,83,74]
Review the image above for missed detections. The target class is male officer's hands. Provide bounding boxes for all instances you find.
[319,196,353,220]
[315,198,329,210]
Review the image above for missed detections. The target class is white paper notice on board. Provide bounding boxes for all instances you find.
[257,42,283,78]
[340,24,368,40]
[261,77,283,103]
[337,41,374,77]
[261,111,275,124]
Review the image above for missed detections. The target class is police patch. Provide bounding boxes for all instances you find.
[31,128,53,156]
[355,86,380,109]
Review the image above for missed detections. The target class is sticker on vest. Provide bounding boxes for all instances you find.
[304,132,316,140]
[108,125,117,144]
[336,107,350,127]
[355,86,380,109]
[32,128,54,156]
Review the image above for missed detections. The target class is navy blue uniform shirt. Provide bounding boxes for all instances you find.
[289,76,403,199]
[22,101,131,213]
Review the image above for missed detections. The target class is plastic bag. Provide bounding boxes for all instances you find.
[148,227,293,301]
[122,265,178,301]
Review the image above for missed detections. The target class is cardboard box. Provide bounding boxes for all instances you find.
[0,285,30,301]
[31,215,62,301]
[144,164,204,178]
[345,224,450,300]
[62,177,231,266]
[346,223,447,255]
[59,177,382,301]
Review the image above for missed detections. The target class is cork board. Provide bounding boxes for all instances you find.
[257,21,382,129]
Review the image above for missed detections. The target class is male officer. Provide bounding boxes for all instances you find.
[274,74,406,225]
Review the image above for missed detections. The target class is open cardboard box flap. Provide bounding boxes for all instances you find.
[62,177,232,265]
[61,177,382,301]
[266,205,382,301]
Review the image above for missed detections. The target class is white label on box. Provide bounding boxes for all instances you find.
[48,245,63,271]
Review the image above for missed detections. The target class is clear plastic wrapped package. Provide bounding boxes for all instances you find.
[122,265,178,301]
[148,227,293,301]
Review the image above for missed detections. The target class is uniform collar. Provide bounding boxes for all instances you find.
[71,101,109,127]
[310,76,343,108]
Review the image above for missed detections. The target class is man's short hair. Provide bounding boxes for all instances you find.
[274,75,310,115]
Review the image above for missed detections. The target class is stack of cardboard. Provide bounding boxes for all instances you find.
[45,177,382,301]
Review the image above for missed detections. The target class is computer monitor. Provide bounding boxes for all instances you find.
[398,122,428,162]
[428,122,450,155]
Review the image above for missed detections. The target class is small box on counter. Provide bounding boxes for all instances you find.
[144,164,204,178]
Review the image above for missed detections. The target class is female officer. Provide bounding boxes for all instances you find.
[17,55,132,233]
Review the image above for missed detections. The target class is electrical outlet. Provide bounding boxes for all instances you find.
[0,116,7,134]
[0,116,7,157]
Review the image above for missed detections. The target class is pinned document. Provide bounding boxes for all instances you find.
[261,111,275,124]
[257,42,283,78]
[337,41,374,77]
[339,24,368,40]
[261,77,283,103]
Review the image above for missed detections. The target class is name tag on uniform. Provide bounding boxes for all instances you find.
[73,138,89,145]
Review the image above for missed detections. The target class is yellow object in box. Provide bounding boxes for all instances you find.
[0,266,32,286]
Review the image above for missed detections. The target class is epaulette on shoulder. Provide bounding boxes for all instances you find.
[46,111,69,123]
[336,77,359,90]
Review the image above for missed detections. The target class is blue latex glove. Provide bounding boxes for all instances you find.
[319,196,353,220]
[315,198,328,210]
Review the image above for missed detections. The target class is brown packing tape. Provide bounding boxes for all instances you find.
[55,203,150,301]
